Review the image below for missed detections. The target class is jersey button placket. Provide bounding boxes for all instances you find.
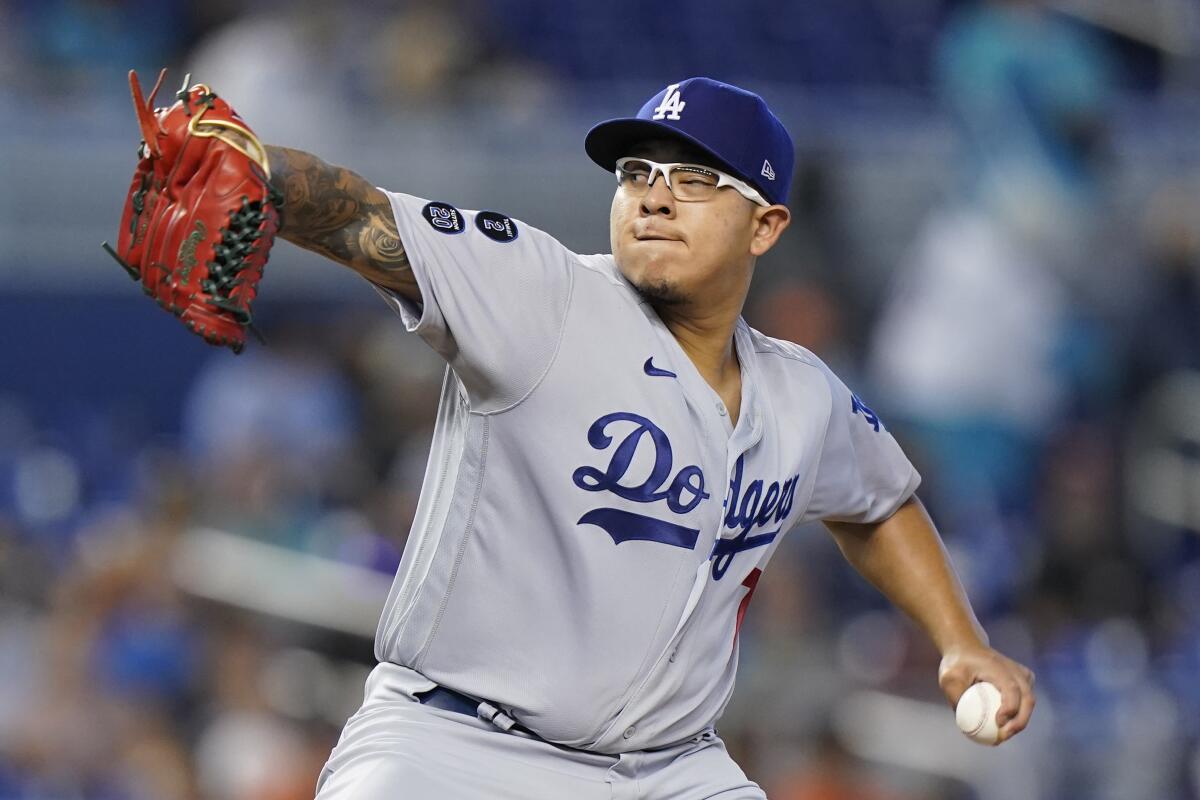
[623,725,637,739]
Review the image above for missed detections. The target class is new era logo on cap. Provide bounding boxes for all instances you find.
[584,77,794,206]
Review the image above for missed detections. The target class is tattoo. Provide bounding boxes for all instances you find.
[265,145,418,300]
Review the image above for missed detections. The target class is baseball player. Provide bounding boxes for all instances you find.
[115,75,1036,799]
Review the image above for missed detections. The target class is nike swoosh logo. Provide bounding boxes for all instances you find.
[643,357,677,378]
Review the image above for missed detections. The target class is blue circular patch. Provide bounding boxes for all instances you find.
[422,201,465,234]
[475,211,519,243]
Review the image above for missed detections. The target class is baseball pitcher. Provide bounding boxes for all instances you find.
[110,73,1035,799]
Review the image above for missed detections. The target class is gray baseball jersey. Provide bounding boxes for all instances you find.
[368,191,919,755]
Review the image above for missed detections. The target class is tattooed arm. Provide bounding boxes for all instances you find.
[265,145,420,304]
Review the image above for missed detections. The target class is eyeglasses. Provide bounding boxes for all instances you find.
[615,157,770,207]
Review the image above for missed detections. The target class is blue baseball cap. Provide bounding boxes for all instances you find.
[585,77,794,207]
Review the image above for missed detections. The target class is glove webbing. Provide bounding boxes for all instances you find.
[205,196,270,323]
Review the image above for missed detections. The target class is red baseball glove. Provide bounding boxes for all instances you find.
[103,69,282,353]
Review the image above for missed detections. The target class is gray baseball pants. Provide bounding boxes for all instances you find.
[314,663,766,800]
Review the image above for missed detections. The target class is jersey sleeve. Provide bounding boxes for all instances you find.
[802,363,921,525]
[374,191,574,412]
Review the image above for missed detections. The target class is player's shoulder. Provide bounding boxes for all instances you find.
[381,190,564,251]
[744,324,845,397]
[745,325,825,371]
[382,190,627,278]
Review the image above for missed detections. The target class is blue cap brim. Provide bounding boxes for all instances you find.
[584,118,751,189]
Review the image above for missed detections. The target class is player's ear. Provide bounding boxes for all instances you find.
[748,205,790,257]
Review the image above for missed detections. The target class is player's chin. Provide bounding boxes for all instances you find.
[629,273,689,307]
[619,247,689,291]
[623,245,685,276]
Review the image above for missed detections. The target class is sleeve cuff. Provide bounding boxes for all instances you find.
[873,465,923,524]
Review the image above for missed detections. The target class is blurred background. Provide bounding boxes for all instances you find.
[2,0,1200,797]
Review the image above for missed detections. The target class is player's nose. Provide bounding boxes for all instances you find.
[639,174,676,217]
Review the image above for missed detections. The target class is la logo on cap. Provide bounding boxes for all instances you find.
[584,76,796,205]
[652,83,686,121]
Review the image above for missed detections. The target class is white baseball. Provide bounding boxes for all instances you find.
[955,682,1003,745]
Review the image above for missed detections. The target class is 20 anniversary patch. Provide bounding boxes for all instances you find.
[422,202,465,234]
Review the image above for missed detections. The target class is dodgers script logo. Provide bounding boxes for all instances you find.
[572,412,709,550]
[711,456,799,580]
[572,413,801,580]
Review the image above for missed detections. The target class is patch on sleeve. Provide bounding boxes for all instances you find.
[850,392,883,432]
[475,211,519,243]
[422,201,465,234]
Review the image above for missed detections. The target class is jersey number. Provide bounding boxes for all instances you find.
[429,206,458,231]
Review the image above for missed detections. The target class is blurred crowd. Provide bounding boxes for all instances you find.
[4,0,1200,798]
[0,0,953,103]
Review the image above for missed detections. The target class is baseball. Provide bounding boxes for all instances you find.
[955,682,1003,745]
